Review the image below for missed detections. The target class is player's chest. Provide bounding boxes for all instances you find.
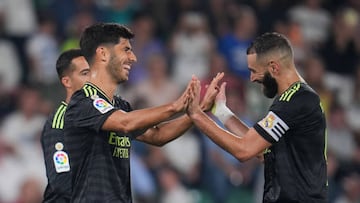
[104,131,131,159]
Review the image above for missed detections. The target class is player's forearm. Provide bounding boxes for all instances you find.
[103,103,180,133]
[211,100,249,137]
[191,111,251,161]
[126,103,180,131]
[136,103,212,146]
[155,105,212,145]
[224,116,250,137]
[137,114,193,146]
[155,103,213,142]
[158,114,193,144]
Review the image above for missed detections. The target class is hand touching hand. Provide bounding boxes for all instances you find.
[187,76,202,116]
[211,82,234,123]
[172,78,193,112]
[215,81,227,104]
[200,72,224,111]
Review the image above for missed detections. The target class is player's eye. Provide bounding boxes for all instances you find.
[81,70,90,75]
[124,47,132,52]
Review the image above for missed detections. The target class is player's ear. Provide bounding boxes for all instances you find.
[61,76,71,88]
[269,61,279,75]
[96,46,109,62]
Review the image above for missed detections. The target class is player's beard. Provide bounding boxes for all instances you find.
[262,71,278,98]
[107,52,126,84]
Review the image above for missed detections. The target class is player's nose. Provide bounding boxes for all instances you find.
[129,52,137,62]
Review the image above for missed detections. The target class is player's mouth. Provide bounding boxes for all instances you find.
[123,64,131,72]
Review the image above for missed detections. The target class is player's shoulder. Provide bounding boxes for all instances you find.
[67,83,117,118]
[277,82,319,104]
[68,83,99,107]
[113,95,132,112]
[71,85,91,102]
[42,101,67,137]
[48,102,68,128]
[82,83,104,98]
[271,82,320,117]
[66,85,93,120]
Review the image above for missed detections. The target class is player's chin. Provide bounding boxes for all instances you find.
[118,76,129,83]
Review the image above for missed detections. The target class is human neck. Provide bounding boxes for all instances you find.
[277,69,304,95]
[65,87,76,103]
[65,93,72,104]
[89,65,117,101]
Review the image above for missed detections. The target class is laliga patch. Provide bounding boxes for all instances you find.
[53,151,70,173]
[93,98,114,114]
[258,111,289,142]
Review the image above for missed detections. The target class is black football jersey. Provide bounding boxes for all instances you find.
[64,83,135,203]
[41,101,71,203]
[254,82,328,203]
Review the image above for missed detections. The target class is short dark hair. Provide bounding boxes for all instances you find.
[246,32,293,59]
[56,49,83,79]
[79,23,135,64]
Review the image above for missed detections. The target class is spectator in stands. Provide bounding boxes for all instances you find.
[218,5,258,80]
[0,0,38,84]
[170,11,215,89]
[288,0,331,48]
[302,55,334,117]
[127,11,165,85]
[0,86,47,202]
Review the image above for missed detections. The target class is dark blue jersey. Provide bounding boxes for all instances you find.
[64,82,134,203]
[254,82,328,203]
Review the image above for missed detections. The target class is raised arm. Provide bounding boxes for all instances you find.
[101,79,192,133]
[187,78,271,161]
[136,73,225,146]
[212,82,249,136]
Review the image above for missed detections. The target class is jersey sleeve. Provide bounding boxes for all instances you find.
[254,91,319,144]
[66,92,117,133]
[114,95,133,112]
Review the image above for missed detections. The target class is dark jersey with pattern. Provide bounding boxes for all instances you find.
[64,83,134,203]
[41,101,71,203]
[253,82,328,203]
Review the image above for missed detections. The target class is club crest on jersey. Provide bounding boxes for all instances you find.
[261,114,275,128]
[258,111,289,142]
[53,151,70,173]
[93,98,114,114]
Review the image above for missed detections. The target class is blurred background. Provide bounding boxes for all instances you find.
[0,0,359,202]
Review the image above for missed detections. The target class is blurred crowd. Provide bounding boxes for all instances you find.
[0,0,359,203]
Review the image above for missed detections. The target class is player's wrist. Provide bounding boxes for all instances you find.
[211,101,234,123]
[170,100,184,113]
[200,101,211,112]
[188,108,203,121]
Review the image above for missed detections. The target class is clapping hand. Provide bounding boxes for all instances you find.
[187,76,202,116]
[172,78,195,112]
[200,72,224,111]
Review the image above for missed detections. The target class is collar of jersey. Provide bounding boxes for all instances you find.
[84,82,114,104]
[287,81,302,90]
[278,81,303,98]
[61,101,68,106]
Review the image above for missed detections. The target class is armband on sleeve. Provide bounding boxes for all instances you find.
[257,111,289,142]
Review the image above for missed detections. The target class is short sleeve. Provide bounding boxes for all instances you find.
[254,90,319,143]
[66,92,117,133]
